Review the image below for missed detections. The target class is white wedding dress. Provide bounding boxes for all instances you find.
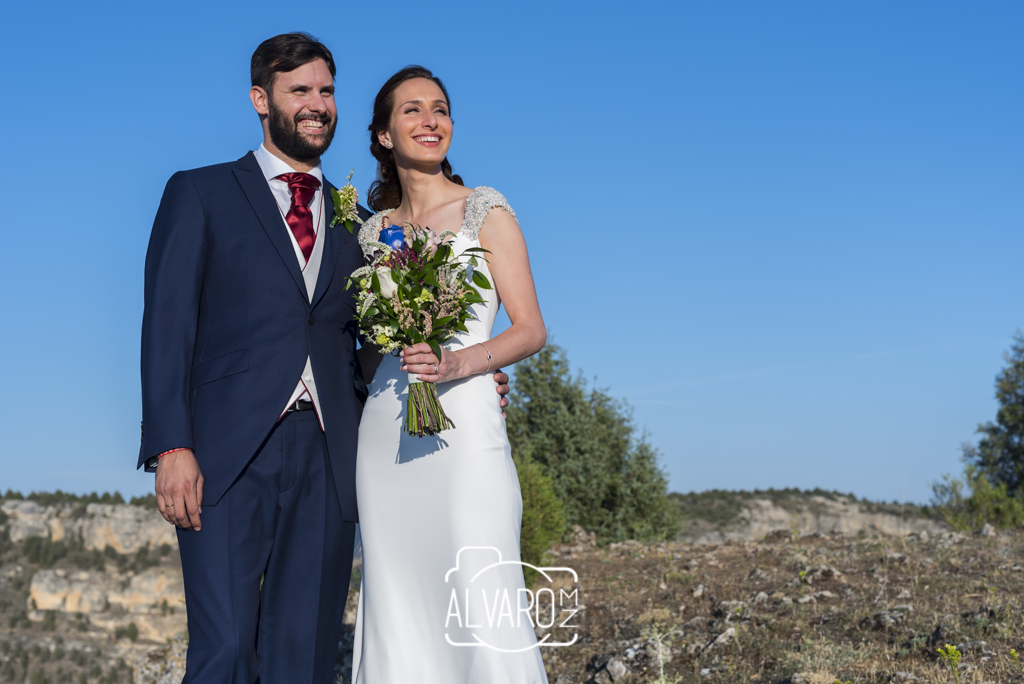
[351,187,548,684]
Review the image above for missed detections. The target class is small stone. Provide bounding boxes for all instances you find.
[693,584,706,598]
[797,595,816,604]
[979,523,996,537]
[884,552,908,564]
[753,591,769,604]
[929,626,950,647]
[890,673,921,682]
[871,610,904,629]
[705,627,735,650]
[605,658,628,682]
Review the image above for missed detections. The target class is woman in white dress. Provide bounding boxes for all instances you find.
[351,66,549,683]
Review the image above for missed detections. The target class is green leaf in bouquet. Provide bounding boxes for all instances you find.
[455,323,469,333]
[472,271,492,289]
[460,246,492,255]
[428,340,443,366]
[434,315,455,327]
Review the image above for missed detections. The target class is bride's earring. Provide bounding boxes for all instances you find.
[386,141,392,148]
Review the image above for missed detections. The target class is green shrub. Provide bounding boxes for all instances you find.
[506,343,680,543]
[23,536,66,567]
[931,464,1024,531]
[114,622,138,642]
[514,453,565,583]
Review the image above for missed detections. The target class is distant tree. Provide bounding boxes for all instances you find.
[963,332,1024,495]
[506,343,679,543]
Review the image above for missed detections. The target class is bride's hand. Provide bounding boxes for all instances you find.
[400,343,462,383]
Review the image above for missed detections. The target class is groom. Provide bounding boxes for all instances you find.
[138,33,509,683]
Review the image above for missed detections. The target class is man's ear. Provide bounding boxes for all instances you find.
[250,86,269,116]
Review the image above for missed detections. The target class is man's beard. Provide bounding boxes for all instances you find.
[267,95,336,162]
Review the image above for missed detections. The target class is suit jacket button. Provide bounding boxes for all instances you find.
[308,314,315,325]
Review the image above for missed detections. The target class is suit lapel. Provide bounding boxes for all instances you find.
[232,152,307,299]
[310,179,340,310]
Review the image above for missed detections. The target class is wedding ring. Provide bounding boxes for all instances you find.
[433,364,439,374]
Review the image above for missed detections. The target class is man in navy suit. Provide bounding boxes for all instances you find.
[139,33,509,683]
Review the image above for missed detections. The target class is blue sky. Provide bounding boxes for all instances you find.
[0,1,1020,503]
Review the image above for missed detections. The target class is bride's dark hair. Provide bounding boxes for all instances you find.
[367,65,463,212]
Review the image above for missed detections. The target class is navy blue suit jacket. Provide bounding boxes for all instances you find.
[139,151,370,522]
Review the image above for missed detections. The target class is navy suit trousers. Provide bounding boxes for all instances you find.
[176,410,355,684]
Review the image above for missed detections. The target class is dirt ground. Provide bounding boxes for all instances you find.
[533,528,1024,684]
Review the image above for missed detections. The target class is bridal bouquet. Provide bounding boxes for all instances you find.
[348,223,491,437]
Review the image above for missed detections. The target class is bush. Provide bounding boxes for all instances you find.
[964,332,1024,495]
[506,343,680,543]
[515,453,565,583]
[931,464,1024,531]
[114,622,138,642]
[23,536,67,567]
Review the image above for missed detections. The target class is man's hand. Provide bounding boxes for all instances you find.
[493,368,510,418]
[154,449,204,530]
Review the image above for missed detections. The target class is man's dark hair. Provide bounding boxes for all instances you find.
[251,33,336,91]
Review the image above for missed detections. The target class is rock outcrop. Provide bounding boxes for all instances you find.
[2,500,176,553]
[30,566,185,615]
[679,494,947,544]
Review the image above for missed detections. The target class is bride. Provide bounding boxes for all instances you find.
[351,66,549,683]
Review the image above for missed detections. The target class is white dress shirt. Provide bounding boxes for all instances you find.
[253,144,327,431]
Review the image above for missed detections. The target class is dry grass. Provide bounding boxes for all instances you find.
[536,529,1024,683]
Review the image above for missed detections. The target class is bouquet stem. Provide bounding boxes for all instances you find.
[406,380,455,437]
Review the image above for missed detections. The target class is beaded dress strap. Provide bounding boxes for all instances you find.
[458,187,517,240]
[358,210,396,257]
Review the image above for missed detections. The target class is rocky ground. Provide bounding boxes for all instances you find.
[534,526,1024,684]
[3,493,1024,683]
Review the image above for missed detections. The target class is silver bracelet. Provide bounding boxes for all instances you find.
[479,342,492,373]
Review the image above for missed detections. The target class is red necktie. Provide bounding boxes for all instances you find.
[276,173,321,261]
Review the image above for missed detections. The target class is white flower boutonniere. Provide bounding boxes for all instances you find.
[330,170,365,234]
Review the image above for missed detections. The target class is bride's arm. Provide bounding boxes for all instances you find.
[401,208,546,382]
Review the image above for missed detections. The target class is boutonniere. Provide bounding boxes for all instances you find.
[330,170,364,234]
